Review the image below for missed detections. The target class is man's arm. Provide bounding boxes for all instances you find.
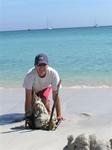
[52,90,62,120]
[25,89,32,115]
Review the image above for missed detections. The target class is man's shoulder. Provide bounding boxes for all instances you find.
[26,67,36,76]
[23,67,36,88]
[47,66,59,79]
[47,66,58,74]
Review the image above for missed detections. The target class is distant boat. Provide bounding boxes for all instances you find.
[46,18,53,30]
[93,19,99,27]
[94,24,99,27]
[48,27,53,30]
[27,29,31,31]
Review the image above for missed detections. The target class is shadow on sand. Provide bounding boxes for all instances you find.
[0,113,25,125]
[0,113,33,134]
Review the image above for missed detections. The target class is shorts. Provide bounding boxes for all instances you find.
[36,86,52,101]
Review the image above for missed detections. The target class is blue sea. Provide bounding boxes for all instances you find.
[0,26,112,88]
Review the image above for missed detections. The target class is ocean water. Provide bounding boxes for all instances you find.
[0,26,112,88]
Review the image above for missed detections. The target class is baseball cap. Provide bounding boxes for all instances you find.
[34,53,48,65]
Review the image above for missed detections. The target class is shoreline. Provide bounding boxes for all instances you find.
[0,85,112,90]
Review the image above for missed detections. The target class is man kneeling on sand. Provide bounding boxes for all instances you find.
[23,53,63,129]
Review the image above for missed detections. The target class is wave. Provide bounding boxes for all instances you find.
[0,85,112,90]
[62,85,112,89]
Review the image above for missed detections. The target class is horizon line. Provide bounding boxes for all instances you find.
[0,24,112,32]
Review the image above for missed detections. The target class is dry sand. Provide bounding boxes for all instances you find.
[0,87,112,150]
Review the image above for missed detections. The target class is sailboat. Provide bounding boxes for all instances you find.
[93,19,99,27]
[48,27,53,30]
[46,18,53,30]
[94,23,98,28]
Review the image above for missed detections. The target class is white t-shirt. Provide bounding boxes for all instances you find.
[23,66,60,92]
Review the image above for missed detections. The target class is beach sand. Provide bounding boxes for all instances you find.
[0,88,112,150]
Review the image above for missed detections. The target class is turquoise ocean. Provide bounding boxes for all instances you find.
[0,26,112,88]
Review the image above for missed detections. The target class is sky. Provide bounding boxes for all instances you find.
[0,0,112,31]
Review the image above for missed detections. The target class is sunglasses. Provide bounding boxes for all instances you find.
[37,64,47,67]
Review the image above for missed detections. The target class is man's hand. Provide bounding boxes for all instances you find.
[57,115,64,121]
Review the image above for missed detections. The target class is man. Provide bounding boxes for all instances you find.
[23,53,63,124]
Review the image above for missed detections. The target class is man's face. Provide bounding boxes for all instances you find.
[35,64,48,77]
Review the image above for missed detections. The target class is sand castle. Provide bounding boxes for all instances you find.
[64,134,112,150]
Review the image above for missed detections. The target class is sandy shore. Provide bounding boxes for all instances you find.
[0,87,112,150]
